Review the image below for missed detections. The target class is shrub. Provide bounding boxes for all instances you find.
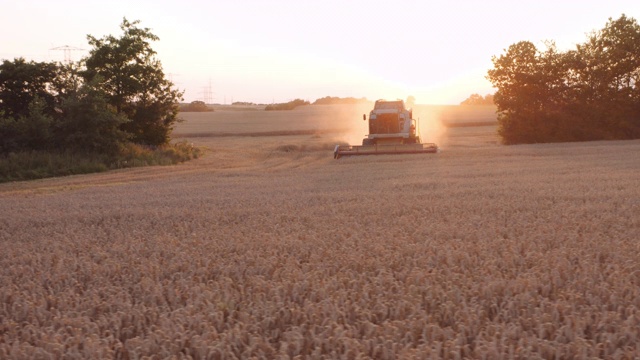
[265,99,309,111]
[312,96,369,105]
[0,142,201,183]
[179,101,213,112]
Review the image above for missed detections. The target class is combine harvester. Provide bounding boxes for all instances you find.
[334,99,438,159]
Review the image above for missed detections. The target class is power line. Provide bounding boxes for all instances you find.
[200,78,214,104]
[49,45,85,64]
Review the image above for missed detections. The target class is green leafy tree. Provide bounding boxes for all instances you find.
[50,63,84,104]
[488,41,546,143]
[0,59,75,153]
[487,15,640,144]
[460,93,493,105]
[0,58,59,119]
[180,100,211,112]
[56,79,130,155]
[265,99,310,110]
[312,96,369,105]
[460,93,494,105]
[573,15,640,139]
[20,97,54,151]
[0,97,53,153]
[83,18,183,145]
[460,93,483,105]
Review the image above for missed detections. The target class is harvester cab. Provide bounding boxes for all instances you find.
[363,100,418,145]
[334,99,438,159]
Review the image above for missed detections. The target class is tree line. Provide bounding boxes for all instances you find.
[264,97,372,110]
[460,93,494,106]
[0,18,183,157]
[265,99,310,111]
[179,101,214,112]
[488,15,640,144]
[312,96,369,105]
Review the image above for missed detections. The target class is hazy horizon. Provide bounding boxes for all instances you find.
[2,0,639,105]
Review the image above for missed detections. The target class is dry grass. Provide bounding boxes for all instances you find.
[1,105,639,358]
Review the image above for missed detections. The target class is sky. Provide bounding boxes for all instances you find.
[1,0,639,104]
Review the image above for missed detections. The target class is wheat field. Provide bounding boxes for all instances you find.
[1,105,639,359]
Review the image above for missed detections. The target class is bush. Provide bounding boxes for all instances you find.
[56,82,130,156]
[0,142,202,183]
[0,98,53,153]
[265,99,309,111]
[118,141,201,167]
[179,101,213,112]
[0,151,110,182]
[312,96,369,105]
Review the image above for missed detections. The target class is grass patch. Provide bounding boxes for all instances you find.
[0,141,202,183]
